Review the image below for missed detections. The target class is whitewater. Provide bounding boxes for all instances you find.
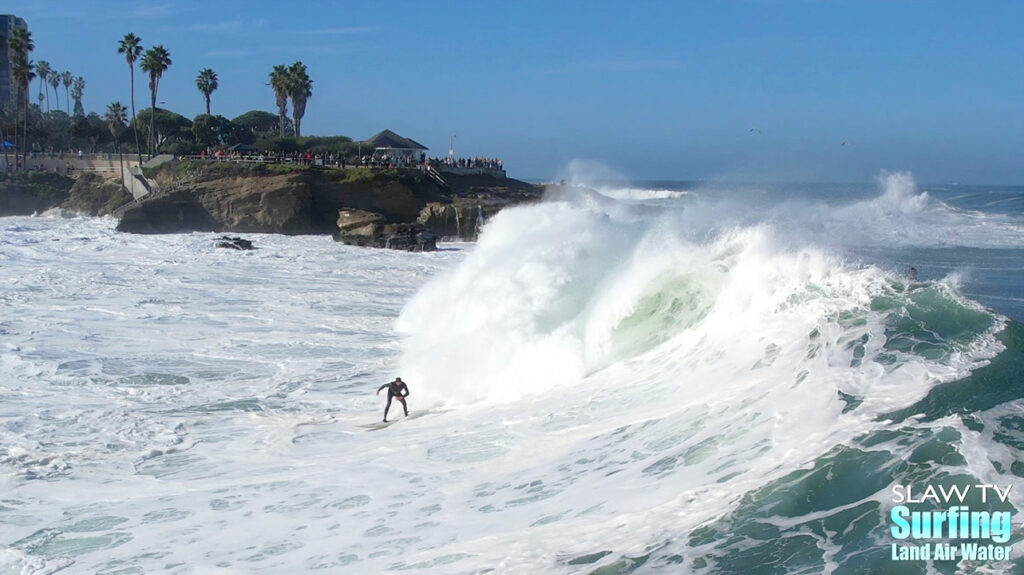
[2,172,1024,574]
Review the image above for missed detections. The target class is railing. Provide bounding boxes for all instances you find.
[27,152,152,162]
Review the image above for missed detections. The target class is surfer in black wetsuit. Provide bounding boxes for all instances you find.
[376,377,410,422]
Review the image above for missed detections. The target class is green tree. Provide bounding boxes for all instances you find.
[38,109,72,152]
[105,102,128,184]
[195,68,218,116]
[8,28,34,165]
[134,107,191,152]
[70,113,107,152]
[48,73,59,110]
[35,60,51,112]
[269,64,290,138]
[232,110,289,139]
[140,44,171,155]
[61,71,73,114]
[117,33,144,164]
[11,60,35,158]
[287,62,312,138]
[191,114,240,147]
[0,104,10,168]
[71,77,85,117]
[255,136,300,155]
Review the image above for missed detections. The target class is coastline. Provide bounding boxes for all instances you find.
[0,159,546,248]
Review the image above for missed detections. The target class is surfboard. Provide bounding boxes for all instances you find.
[358,410,439,431]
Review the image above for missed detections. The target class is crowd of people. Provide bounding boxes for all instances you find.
[198,149,348,167]
[430,156,503,171]
[192,148,505,173]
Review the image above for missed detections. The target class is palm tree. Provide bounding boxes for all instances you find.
[118,33,143,163]
[7,28,33,64]
[48,74,60,111]
[61,71,73,114]
[0,104,10,170]
[35,60,51,112]
[7,28,33,168]
[269,65,290,138]
[287,62,312,138]
[140,44,171,156]
[71,77,86,117]
[10,60,34,163]
[195,68,218,115]
[105,102,128,186]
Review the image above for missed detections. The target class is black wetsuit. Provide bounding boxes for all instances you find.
[377,379,409,421]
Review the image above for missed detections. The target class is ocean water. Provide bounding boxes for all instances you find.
[1,172,1023,574]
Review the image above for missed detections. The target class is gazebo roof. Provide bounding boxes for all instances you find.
[364,129,428,151]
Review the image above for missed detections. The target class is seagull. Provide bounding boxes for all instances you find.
[749,128,762,134]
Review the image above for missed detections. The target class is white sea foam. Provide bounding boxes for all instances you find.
[0,175,1013,573]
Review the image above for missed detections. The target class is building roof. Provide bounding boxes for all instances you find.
[364,129,428,151]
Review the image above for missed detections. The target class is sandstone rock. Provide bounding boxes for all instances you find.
[333,209,436,251]
[115,160,544,245]
[0,172,74,216]
[115,190,219,234]
[63,173,133,216]
[336,209,385,234]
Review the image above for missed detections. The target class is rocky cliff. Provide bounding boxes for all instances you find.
[115,161,544,245]
[0,172,74,215]
[0,171,134,217]
[63,173,134,216]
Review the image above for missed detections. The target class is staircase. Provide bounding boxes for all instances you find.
[425,164,449,190]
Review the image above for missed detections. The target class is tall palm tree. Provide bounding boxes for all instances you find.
[287,62,312,138]
[7,28,33,167]
[269,65,290,138]
[7,28,33,64]
[195,68,218,115]
[35,60,51,112]
[118,33,144,163]
[10,60,34,162]
[140,44,171,156]
[105,102,128,185]
[71,77,85,116]
[48,74,60,111]
[61,71,73,114]
[0,104,10,170]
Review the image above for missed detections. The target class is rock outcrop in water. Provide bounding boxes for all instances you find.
[216,236,256,250]
[113,161,543,246]
[333,209,436,251]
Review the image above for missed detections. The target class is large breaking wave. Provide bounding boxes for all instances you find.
[392,171,1023,570]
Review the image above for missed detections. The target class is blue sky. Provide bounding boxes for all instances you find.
[16,0,1024,183]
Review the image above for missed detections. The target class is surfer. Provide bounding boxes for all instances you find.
[909,267,918,281]
[376,377,410,422]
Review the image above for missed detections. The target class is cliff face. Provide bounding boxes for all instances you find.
[63,173,134,216]
[116,161,543,241]
[0,172,74,215]
[0,172,136,218]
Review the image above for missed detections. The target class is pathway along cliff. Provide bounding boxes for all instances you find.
[112,160,543,249]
